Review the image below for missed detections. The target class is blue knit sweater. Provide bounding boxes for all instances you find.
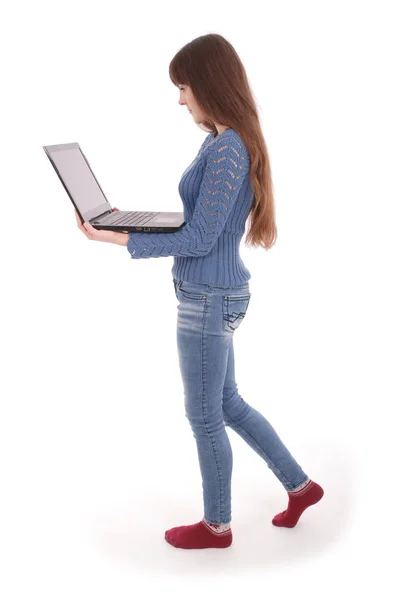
[127,127,254,286]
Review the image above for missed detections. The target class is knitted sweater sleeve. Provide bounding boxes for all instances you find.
[126,132,250,259]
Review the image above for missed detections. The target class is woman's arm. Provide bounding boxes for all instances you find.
[113,232,129,246]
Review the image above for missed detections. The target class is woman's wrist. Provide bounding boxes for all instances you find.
[113,232,130,246]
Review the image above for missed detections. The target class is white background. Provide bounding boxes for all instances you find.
[1,0,400,597]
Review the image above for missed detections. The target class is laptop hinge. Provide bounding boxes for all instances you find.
[91,209,112,222]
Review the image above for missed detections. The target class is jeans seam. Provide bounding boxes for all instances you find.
[201,298,228,524]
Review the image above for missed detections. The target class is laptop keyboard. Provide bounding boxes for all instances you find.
[103,211,160,226]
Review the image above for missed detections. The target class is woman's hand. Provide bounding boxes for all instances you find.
[74,207,129,246]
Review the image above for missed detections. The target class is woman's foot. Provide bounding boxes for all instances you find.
[272,479,324,528]
[165,518,232,549]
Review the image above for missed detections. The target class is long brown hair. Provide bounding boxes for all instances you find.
[169,33,277,250]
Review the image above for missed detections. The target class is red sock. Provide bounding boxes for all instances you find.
[165,519,232,549]
[272,479,324,528]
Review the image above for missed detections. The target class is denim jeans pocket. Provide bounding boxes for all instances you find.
[173,278,179,300]
[223,293,251,332]
[178,281,207,301]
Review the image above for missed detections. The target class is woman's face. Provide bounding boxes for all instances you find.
[178,84,205,123]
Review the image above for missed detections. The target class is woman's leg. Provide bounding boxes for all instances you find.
[166,278,322,549]
[175,286,235,526]
[164,280,243,549]
[222,336,310,491]
[222,336,324,528]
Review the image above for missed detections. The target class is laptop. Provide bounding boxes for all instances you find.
[43,142,185,233]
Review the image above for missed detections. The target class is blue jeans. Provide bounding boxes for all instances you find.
[173,277,309,525]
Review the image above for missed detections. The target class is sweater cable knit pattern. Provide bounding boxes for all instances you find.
[127,128,254,286]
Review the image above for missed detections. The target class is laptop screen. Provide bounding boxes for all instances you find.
[43,143,111,222]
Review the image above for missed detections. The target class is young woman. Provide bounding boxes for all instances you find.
[76,33,324,550]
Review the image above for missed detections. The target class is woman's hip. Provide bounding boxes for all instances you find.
[173,278,252,336]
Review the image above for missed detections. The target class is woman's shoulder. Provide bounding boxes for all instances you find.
[202,129,249,165]
[206,128,247,150]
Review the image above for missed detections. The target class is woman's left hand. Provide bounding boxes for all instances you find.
[74,208,129,246]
